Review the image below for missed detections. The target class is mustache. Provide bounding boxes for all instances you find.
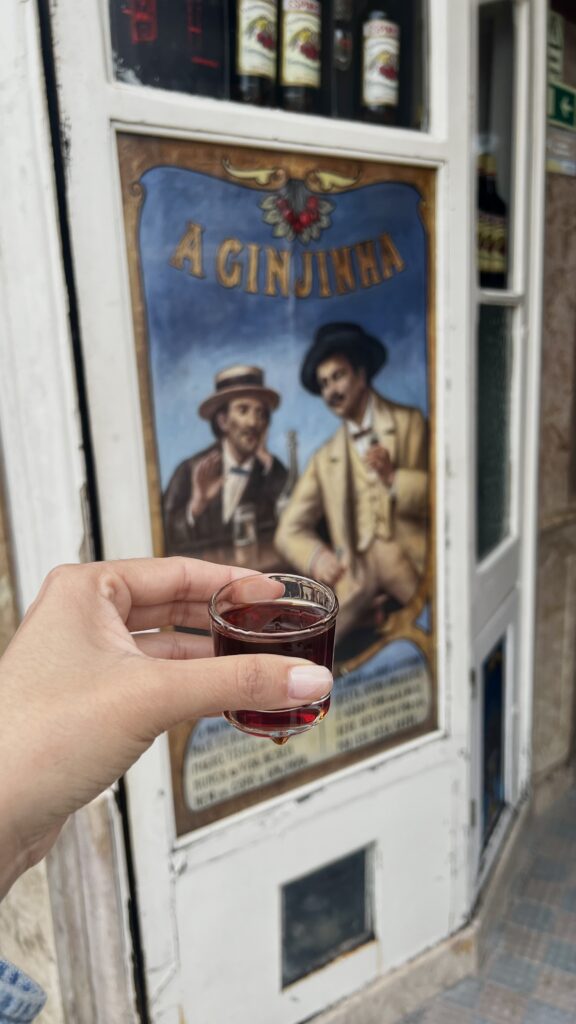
[328,393,345,407]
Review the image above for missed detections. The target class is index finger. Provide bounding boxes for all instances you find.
[104,557,258,611]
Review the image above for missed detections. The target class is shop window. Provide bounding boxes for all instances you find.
[476,305,513,561]
[108,0,428,130]
[476,1,515,291]
[481,638,506,847]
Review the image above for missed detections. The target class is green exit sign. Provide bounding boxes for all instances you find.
[548,82,576,132]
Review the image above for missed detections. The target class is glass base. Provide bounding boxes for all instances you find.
[223,696,330,744]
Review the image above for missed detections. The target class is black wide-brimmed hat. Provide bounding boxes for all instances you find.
[300,323,388,395]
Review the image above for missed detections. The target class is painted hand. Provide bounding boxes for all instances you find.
[190,449,223,518]
[364,444,395,487]
[312,549,346,588]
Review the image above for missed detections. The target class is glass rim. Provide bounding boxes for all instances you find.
[209,572,339,641]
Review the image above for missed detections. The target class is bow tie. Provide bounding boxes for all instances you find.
[351,428,374,441]
[228,465,251,476]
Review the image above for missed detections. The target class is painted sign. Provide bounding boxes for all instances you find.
[118,135,436,831]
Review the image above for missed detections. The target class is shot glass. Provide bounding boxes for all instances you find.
[209,573,338,744]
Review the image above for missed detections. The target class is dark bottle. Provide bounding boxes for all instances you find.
[330,0,354,119]
[232,0,278,104]
[477,154,492,289]
[360,3,400,125]
[183,0,229,99]
[109,1,228,99]
[484,154,508,289]
[279,0,323,113]
[109,0,163,88]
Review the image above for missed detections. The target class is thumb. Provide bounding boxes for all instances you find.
[127,654,333,736]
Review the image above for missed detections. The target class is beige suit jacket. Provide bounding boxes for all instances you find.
[274,391,429,598]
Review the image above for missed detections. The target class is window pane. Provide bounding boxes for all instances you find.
[476,305,513,560]
[482,637,506,847]
[477,1,515,289]
[281,848,374,987]
[108,0,429,130]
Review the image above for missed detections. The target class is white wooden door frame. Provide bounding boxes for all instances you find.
[468,0,547,889]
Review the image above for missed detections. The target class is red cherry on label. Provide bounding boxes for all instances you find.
[299,211,312,227]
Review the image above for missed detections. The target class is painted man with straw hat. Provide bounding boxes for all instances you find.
[163,365,287,556]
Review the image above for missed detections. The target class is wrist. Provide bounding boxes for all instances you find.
[0,811,29,900]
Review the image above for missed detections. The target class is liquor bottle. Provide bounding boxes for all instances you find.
[279,0,323,113]
[232,0,278,104]
[110,1,229,99]
[109,0,163,88]
[485,154,508,289]
[183,0,229,99]
[360,3,401,126]
[275,430,300,519]
[330,0,354,119]
[477,155,492,289]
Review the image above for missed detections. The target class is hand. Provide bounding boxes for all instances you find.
[0,558,332,898]
[311,549,346,588]
[365,444,395,487]
[189,450,223,519]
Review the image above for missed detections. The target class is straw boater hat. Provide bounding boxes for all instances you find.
[300,322,388,395]
[198,365,281,420]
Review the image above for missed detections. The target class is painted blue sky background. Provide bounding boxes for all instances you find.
[138,165,430,488]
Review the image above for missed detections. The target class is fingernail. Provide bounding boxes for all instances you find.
[288,665,333,700]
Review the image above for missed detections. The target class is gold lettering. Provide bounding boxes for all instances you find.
[294,252,313,298]
[245,243,260,294]
[380,234,405,279]
[264,248,290,298]
[330,246,355,294]
[354,240,381,288]
[316,251,332,298]
[170,222,205,278]
[216,239,243,289]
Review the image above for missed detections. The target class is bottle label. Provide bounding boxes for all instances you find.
[478,211,492,274]
[362,19,400,108]
[491,215,507,275]
[238,0,277,79]
[282,0,321,88]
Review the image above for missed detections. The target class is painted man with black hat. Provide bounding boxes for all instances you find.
[163,365,287,556]
[275,323,428,637]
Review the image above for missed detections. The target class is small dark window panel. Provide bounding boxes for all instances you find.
[281,847,374,988]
